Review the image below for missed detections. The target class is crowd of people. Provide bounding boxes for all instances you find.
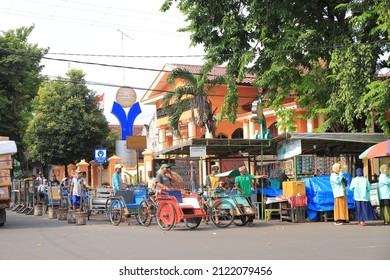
[30,159,390,226]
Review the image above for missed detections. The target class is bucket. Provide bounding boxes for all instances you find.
[67,210,76,224]
[34,205,43,216]
[75,211,87,225]
[57,208,68,220]
[48,207,58,219]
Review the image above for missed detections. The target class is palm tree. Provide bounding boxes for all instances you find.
[162,67,225,138]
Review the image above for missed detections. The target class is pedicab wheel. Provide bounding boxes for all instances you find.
[210,199,235,228]
[109,199,123,226]
[137,200,152,227]
[184,217,202,229]
[233,215,249,226]
[105,197,112,221]
[157,201,175,231]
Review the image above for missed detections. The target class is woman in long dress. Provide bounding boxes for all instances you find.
[330,163,349,225]
[378,164,390,225]
[349,168,377,226]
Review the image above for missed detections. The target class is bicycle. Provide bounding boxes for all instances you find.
[137,190,158,227]
[197,188,235,228]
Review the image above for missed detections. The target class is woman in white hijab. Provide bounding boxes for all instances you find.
[378,164,390,225]
[330,163,349,225]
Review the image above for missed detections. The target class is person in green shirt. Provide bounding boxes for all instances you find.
[234,165,268,225]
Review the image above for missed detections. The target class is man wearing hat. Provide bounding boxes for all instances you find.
[112,164,125,193]
[234,165,268,226]
[70,169,87,211]
[205,165,221,191]
[155,164,173,190]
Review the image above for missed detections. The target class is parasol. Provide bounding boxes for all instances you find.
[214,169,240,178]
[359,140,390,159]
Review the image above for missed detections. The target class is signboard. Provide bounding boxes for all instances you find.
[94,148,107,163]
[190,146,206,157]
[276,139,302,160]
[126,136,147,149]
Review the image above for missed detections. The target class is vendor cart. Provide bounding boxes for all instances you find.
[225,190,257,226]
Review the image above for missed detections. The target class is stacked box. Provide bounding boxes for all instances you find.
[282,181,306,196]
[0,155,12,169]
[0,186,9,202]
[0,170,11,186]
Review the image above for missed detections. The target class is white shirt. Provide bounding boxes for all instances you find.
[71,177,86,196]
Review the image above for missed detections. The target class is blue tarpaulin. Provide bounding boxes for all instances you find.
[301,175,354,220]
[259,175,355,220]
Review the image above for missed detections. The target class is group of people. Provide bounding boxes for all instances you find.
[32,169,89,211]
[330,163,390,226]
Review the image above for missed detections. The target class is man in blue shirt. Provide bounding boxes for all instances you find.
[112,164,125,193]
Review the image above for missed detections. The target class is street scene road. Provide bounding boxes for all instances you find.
[1,210,389,260]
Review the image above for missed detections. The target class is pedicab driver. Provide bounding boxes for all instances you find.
[155,164,173,190]
[70,169,88,211]
[112,164,125,193]
[234,165,268,226]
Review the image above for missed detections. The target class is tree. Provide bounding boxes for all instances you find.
[0,26,47,168]
[24,69,110,166]
[161,0,390,135]
[162,67,225,138]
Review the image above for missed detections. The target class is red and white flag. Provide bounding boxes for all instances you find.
[96,93,104,110]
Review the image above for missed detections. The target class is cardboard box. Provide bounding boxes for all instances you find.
[282,181,306,196]
[0,170,11,187]
[0,186,10,202]
[0,155,12,169]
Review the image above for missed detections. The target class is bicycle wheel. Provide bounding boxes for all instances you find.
[184,217,202,229]
[156,201,175,231]
[137,199,152,226]
[109,199,123,226]
[82,198,91,220]
[105,197,112,221]
[211,199,235,228]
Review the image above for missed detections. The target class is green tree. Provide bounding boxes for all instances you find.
[24,69,110,166]
[161,0,390,135]
[0,26,47,167]
[162,67,225,138]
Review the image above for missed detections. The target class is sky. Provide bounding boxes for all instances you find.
[0,0,205,125]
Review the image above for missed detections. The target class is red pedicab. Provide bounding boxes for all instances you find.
[155,188,208,231]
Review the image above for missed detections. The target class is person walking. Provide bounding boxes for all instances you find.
[330,163,349,225]
[234,165,267,226]
[378,164,390,225]
[146,170,156,192]
[349,168,377,226]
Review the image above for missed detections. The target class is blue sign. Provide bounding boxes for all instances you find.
[94,148,107,163]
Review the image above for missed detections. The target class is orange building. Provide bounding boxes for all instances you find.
[140,63,325,151]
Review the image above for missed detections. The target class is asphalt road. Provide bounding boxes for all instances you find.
[1,210,389,260]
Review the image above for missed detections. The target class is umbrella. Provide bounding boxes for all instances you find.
[215,169,240,178]
[361,140,390,159]
[358,146,373,159]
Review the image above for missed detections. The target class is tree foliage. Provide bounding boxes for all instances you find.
[161,0,390,135]
[24,69,110,165]
[162,67,225,138]
[0,26,47,164]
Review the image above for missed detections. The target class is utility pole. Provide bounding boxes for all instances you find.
[117,29,134,85]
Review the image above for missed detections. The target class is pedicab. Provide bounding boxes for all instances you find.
[108,186,148,226]
[215,169,257,226]
[154,188,208,231]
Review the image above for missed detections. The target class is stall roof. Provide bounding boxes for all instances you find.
[155,138,272,157]
[272,132,388,156]
[155,133,388,157]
